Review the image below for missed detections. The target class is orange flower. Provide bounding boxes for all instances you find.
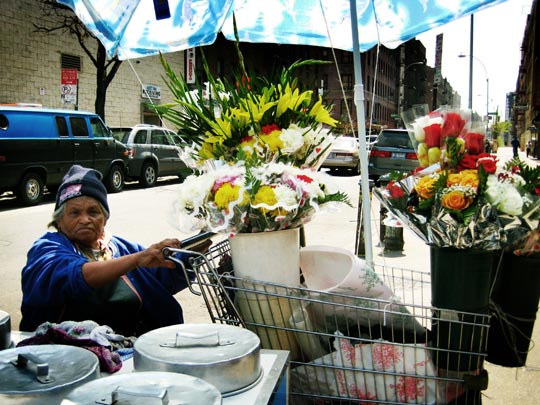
[446,172,463,187]
[415,175,439,199]
[441,188,474,211]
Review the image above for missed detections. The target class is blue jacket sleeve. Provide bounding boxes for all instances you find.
[109,236,193,294]
[21,232,93,307]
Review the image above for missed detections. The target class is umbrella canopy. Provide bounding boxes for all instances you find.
[58,0,506,60]
[57,0,507,265]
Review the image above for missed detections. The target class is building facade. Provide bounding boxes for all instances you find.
[513,0,540,158]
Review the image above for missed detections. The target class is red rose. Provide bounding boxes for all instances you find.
[476,155,497,174]
[386,181,405,199]
[457,153,478,170]
[465,132,485,155]
[424,123,442,148]
[442,112,466,138]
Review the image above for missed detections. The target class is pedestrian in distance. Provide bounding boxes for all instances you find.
[19,165,197,337]
[526,140,531,157]
[511,137,520,158]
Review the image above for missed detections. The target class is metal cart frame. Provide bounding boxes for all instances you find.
[180,240,490,404]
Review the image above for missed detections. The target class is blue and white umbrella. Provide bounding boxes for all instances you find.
[57,0,507,263]
[57,0,505,60]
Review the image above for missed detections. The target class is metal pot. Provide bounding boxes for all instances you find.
[61,371,221,404]
[133,324,262,396]
[0,344,100,404]
[0,310,11,350]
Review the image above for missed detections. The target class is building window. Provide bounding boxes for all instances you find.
[341,52,352,64]
[342,74,353,90]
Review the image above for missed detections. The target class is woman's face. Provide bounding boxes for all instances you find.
[57,196,107,248]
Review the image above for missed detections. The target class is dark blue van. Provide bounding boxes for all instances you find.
[0,107,128,206]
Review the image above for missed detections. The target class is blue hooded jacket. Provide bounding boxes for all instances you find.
[20,232,193,336]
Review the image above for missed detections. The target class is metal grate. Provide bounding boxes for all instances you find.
[61,53,81,70]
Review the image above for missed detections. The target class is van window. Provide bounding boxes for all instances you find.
[70,117,89,137]
[0,114,8,130]
[90,117,109,137]
[55,116,69,137]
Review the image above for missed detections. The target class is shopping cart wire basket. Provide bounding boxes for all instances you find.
[181,239,490,404]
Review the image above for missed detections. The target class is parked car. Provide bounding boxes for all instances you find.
[110,124,188,187]
[368,128,419,184]
[0,106,128,206]
[322,136,360,174]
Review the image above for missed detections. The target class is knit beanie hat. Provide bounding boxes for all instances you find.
[56,165,110,216]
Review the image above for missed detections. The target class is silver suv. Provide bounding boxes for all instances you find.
[368,128,419,184]
[110,124,188,187]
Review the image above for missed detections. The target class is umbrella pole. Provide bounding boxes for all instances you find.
[350,0,373,267]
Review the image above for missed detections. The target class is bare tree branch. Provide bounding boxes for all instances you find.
[33,0,123,120]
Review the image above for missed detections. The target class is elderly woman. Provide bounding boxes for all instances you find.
[20,165,194,337]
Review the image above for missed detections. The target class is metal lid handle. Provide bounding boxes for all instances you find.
[11,352,54,384]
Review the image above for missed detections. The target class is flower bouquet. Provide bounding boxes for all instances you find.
[174,161,350,235]
[156,53,338,171]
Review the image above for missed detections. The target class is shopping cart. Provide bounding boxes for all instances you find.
[173,239,490,404]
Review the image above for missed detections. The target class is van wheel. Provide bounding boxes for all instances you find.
[140,162,157,188]
[105,165,124,193]
[17,173,44,206]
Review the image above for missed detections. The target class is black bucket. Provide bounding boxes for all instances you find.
[487,253,540,367]
[429,247,496,371]
[430,247,497,313]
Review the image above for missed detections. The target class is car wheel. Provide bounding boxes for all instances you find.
[140,162,157,188]
[17,172,44,206]
[355,162,361,175]
[105,165,124,193]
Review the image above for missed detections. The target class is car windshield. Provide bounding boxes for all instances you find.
[377,131,413,148]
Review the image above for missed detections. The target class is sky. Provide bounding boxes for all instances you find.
[416,0,533,121]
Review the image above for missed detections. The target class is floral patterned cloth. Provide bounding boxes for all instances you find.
[292,333,437,404]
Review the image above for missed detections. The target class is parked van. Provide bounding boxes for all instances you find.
[0,106,128,206]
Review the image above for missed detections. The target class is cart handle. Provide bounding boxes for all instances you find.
[162,247,202,296]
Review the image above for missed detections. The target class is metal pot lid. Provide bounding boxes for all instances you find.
[134,324,260,366]
[0,344,99,395]
[61,371,222,404]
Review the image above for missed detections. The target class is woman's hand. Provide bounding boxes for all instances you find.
[136,238,182,269]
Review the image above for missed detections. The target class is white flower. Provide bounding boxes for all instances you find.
[273,184,298,208]
[177,172,215,211]
[279,125,305,153]
[486,174,523,215]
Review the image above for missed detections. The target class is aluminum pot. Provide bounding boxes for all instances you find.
[0,344,100,404]
[0,310,11,350]
[133,324,262,396]
[61,371,222,404]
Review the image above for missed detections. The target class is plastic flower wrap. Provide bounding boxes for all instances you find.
[402,105,484,170]
[174,161,351,235]
[156,54,337,170]
[374,150,506,249]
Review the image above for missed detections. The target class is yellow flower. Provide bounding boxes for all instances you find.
[199,141,217,159]
[459,170,480,188]
[253,185,278,214]
[441,189,473,211]
[446,172,463,187]
[214,183,246,210]
[276,84,312,118]
[415,175,438,199]
[260,128,283,152]
[309,96,338,126]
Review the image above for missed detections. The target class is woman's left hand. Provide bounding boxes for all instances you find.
[136,238,181,269]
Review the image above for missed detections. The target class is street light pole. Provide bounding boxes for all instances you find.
[458,53,490,135]
[398,59,425,122]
